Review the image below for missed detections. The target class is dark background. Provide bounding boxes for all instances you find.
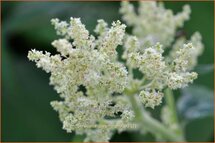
[1,1,214,142]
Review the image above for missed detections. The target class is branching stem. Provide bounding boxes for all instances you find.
[124,87,185,141]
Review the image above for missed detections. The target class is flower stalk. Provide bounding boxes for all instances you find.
[164,88,185,139]
[125,87,185,141]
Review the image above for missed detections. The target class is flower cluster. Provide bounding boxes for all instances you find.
[169,32,204,71]
[120,1,191,48]
[139,90,164,109]
[28,1,204,142]
[122,35,199,107]
[28,18,134,142]
[120,1,203,109]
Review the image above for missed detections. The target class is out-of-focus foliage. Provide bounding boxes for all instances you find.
[2,1,214,142]
[178,85,213,120]
[177,85,214,142]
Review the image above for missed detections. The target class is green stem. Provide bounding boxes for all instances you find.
[165,88,178,124]
[125,88,185,141]
[164,88,185,139]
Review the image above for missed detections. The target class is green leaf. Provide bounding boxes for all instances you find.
[177,86,214,141]
[177,85,214,120]
[195,64,214,75]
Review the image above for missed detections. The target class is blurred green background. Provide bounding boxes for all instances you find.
[1,1,214,142]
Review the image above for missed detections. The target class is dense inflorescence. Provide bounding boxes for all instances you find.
[120,1,191,48]
[28,1,204,142]
[28,18,136,142]
[120,1,203,108]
